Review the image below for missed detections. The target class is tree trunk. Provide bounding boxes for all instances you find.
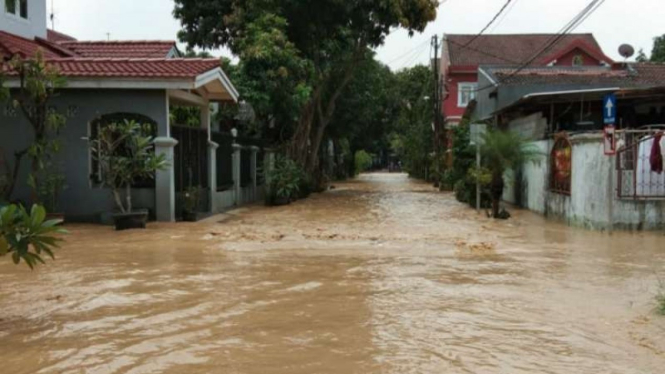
[1,149,28,202]
[126,184,132,213]
[490,172,504,218]
[113,188,126,214]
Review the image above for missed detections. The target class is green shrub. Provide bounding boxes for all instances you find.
[266,156,303,205]
[0,204,66,269]
[354,150,373,175]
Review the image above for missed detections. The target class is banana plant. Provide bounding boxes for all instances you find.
[0,205,67,269]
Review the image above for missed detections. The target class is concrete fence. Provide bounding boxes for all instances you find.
[503,133,665,231]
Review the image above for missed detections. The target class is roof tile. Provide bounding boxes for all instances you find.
[445,34,608,66]
[58,41,176,58]
[44,58,222,79]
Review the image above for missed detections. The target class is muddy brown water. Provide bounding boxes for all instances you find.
[1,173,664,374]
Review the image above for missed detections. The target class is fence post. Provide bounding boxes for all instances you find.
[250,146,260,200]
[208,140,219,213]
[154,137,179,222]
[232,143,242,205]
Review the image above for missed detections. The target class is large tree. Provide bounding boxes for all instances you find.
[173,0,438,177]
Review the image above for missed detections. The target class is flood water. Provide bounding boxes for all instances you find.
[1,173,664,374]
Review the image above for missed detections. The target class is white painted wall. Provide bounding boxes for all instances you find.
[504,133,665,231]
[0,0,47,39]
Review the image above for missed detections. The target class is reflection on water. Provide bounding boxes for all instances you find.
[0,173,664,373]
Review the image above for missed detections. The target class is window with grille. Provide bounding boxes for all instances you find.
[5,0,27,18]
[550,135,572,195]
[90,113,157,188]
[5,0,16,15]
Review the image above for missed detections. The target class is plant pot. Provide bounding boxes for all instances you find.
[113,210,148,231]
[182,210,198,222]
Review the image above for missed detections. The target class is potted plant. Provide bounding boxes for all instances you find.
[92,120,168,230]
[36,170,67,221]
[182,186,201,222]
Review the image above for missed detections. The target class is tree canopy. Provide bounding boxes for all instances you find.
[173,0,439,178]
[650,34,665,63]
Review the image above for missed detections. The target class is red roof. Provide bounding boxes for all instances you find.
[45,58,222,79]
[0,31,219,81]
[46,29,77,43]
[58,41,177,58]
[445,34,610,66]
[485,64,665,87]
[0,31,65,59]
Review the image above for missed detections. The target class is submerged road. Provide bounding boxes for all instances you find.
[1,173,664,373]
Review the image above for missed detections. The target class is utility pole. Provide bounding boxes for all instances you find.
[431,35,440,137]
[431,34,441,179]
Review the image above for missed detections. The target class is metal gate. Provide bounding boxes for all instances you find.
[616,129,665,199]
[171,126,210,215]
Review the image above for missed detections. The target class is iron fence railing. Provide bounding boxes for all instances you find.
[616,126,665,200]
[171,125,210,192]
[212,132,235,191]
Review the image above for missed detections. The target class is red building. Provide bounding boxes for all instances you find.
[439,34,614,127]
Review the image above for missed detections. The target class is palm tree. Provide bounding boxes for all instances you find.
[480,128,542,218]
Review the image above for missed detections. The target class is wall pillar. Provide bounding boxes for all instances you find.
[250,146,259,200]
[200,103,211,139]
[208,140,219,213]
[232,143,242,205]
[154,137,179,222]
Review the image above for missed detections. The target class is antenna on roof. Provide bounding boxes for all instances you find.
[49,0,55,30]
[106,33,111,41]
[618,44,635,60]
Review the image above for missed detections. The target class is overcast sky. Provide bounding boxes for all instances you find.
[50,0,663,69]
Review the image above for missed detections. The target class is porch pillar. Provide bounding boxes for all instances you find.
[208,140,219,213]
[154,137,179,222]
[200,103,211,140]
[232,143,242,205]
[250,146,259,200]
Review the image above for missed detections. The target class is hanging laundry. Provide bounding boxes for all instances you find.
[650,132,663,174]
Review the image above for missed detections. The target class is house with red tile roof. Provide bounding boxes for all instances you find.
[440,33,614,127]
[1,0,246,223]
[466,46,665,231]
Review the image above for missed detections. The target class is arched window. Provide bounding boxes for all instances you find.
[572,54,584,66]
[90,113,157,187]
[551,135,572,195]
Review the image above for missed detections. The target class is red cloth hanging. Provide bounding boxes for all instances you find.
[650,132,664,174]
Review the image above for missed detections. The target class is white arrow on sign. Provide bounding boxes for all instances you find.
[605,99,614,117]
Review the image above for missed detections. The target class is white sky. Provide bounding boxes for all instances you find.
[50,0,663,69]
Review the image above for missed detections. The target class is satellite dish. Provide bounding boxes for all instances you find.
[619,44,635,59]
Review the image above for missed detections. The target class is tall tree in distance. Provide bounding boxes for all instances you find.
[173,0,439,180]
[635,49,649,63]
[649,35,665,63]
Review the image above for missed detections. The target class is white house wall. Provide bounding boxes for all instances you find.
[0,0,47,39]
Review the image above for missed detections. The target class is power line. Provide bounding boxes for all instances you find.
[386,39,430,66]
[461,0,514,48]
[474,0,607,94]
[398,43,430,70]
[446,38,522,64]
[488,0,519,33]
